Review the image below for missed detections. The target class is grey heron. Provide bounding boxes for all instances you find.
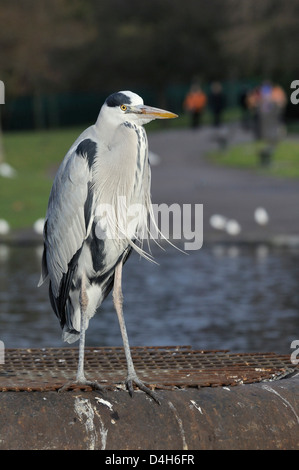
[38,90,177,402]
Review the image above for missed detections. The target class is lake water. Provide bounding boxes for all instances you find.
[0,242,298,355]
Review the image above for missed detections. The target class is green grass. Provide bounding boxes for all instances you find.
[0,128,81,230]
[209,139,299,179]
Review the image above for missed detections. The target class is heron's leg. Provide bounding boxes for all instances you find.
[113,260,160,404]
[76,275,88,383]
[59,273,104,392]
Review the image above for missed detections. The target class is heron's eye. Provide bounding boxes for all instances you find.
[120,104,127,112]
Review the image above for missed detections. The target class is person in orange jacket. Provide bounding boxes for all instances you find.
[184,84,207,128]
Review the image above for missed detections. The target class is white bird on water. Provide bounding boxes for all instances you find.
[38,91,177,403]
[0,219,10,235]
[254,207,269,226]
[33,218,45,235]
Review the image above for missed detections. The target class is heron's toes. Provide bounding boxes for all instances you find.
[126,378,135,397]
[84,380,106,392]
[58,379,105,393]
[125,375,161,404]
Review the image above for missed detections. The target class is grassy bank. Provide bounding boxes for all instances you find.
[209,139,299,179]
[0,128,80,230]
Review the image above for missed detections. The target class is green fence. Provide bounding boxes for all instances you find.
[1,79,271,131]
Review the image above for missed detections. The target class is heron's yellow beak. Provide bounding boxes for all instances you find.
[134,105,178,119]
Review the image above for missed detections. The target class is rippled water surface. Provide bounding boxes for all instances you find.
[0,243,298,354]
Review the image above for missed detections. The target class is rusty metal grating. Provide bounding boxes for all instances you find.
[0,346,297,392]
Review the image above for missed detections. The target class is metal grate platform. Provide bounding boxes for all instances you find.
[0,346,297,392]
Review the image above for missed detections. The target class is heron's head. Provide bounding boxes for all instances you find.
[100,91,178,127]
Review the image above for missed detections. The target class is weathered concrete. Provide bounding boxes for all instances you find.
[1,374,298,450]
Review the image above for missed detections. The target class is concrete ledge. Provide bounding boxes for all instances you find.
[1,374,298,450]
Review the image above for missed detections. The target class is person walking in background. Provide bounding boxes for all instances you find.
[183,83,207,129]
[209,81,226,127]
[246,86,262,138]
[239,86,251,129]
[271,83,287,129]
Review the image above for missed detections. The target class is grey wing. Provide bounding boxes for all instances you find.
[39,140,96,322]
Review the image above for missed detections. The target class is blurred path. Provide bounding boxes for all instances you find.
[148,124,299,244]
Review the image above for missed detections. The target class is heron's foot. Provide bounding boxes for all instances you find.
[58,378,105,393]
[126,373,161,405]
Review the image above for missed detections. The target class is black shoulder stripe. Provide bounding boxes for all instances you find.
[76,139,97,169]
[86,221,106,273]
[84,181,93,231]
